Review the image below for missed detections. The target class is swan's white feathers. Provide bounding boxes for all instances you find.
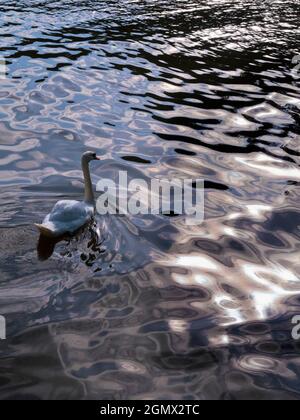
[38,200,94,237]
[50,200,92,222]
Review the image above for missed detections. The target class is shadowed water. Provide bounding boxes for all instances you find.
[0,0,300,400]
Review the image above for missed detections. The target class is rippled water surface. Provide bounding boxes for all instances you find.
[0,0,300,400]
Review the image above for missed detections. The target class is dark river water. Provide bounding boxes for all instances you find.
[0,0,300,400]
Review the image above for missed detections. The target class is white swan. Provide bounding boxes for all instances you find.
[35,151,100,238]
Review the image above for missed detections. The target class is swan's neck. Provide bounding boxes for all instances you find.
[82,159,94,205]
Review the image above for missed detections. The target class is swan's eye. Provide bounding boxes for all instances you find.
[92,153,96,158]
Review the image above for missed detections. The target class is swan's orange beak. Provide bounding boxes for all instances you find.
[95,156,101,160]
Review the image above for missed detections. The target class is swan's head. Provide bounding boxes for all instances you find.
[82,151,101,163]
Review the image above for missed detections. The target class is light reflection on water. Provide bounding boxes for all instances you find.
[0,0,300,400]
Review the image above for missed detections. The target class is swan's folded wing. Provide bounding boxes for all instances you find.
[42,200,94,236]
[50,200,90,221]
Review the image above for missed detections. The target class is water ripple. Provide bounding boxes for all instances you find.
[0,0,300,400]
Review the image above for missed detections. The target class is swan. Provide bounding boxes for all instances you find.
[35,151,100,238]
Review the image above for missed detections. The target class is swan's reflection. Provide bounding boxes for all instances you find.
[37,233,63,261]
[37,220,103,261]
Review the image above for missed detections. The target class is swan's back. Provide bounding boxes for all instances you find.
[50,200,92,222]
[37,200,94,237]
